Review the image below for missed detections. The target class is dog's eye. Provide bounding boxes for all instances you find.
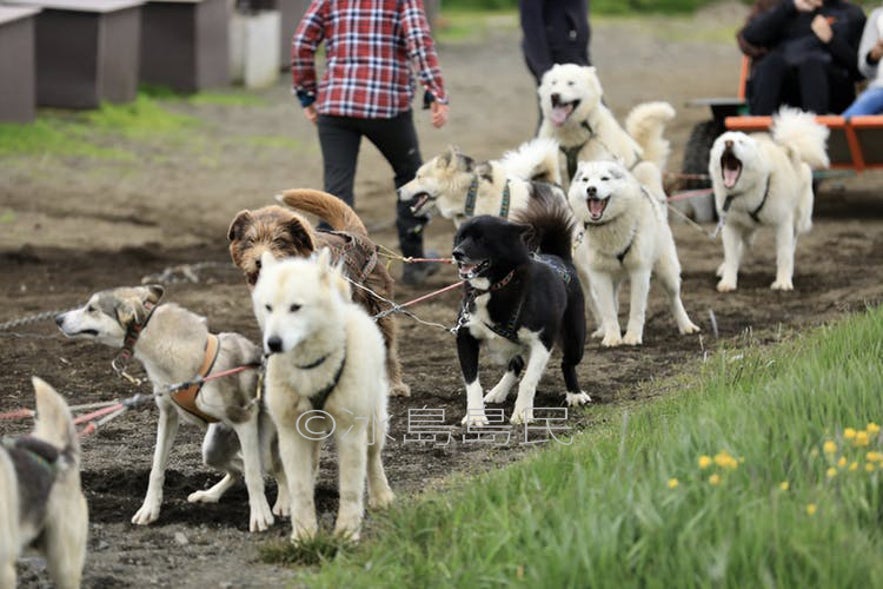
[567,81,575,87]
[289,304,301,313]
[255,259,262,270]
[265,304,272,312]
[601,176,610,182]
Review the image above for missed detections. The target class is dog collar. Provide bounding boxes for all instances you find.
[463,177,512,218]
[112,300,159,382]
[297,354,329,370]
[169,334,222,424]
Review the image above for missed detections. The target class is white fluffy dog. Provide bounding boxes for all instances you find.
[252,249,394,543]
[709,107,829,292]
[568,160,700,346]
[538,63,675,200]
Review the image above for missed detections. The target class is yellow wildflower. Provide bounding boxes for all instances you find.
[668,478,679,489]
[709,474,721,486]
[868,422,880,436]
[698,455,712,469]
[826,467,838,479]
[844,428,857,440]
[849,461,859,472]
[779,481,790,491]
[823,440,837,454]
[806,503,817,516]
[854,431,871,447]
[865,463,875,473]
[867,451,882,463]
[837,456,848,468]
[714,451,739,470]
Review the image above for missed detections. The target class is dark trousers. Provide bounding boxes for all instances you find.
[317,111,428,258]
[748,52,855,115]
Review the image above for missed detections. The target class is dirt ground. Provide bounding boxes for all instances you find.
[1,3,882,587]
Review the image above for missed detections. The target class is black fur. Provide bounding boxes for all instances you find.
[452,192,586,399]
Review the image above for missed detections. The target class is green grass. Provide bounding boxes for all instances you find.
[284,305,883,587]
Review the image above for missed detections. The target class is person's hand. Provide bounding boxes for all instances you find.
[811,14,833,43]
[430,102,448,129]
[794,0,822,12]
[303,104,318,125]
[869,39,883,64]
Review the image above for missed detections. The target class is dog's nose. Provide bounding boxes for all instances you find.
[54,314,64,327]
[266,336,282,354]
[586,185,597,197]
[551,92,561,104]
[724,139,733,149]
[451,249,463,261]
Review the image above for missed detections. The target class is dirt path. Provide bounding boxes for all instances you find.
[1,4,882,587]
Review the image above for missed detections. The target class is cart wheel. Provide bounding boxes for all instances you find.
[679,119,724,222]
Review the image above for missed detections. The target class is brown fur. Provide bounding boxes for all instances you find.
[228,188,410,397]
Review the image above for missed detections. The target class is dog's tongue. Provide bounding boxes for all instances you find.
[551,104,573,127]
[588,198,606,220]
[458,263,477,279]
[722,154,741,189]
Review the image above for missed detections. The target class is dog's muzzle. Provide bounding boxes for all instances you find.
[408,191,435,215]
[720,142,742,189]
[452,250,490,280]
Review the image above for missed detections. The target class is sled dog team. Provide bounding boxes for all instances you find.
[3,64,829,587]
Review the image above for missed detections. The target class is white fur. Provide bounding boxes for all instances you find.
[252,250,394,543]
[398,137,564,228]
[709,107,829,292]
[57,288,285,532]
[569,160,700,346]
[537,63,674,200]
[0,377,88,589]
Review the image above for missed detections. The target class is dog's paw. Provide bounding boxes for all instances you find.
[249,503,275,533]
[601,332,623,347]
[622,331,643,346]
[272,498,290,518]
[369,488,395,510]
[484,386,509,404]
[290,524,318,545]
[565,391,592,407]
[509,405,534,425]
[590,327,605,339]
[131,503,161,526]
[188,489,222,504]
[679,321,701,335]
[462,410,489,427]
[771,279,793,291]
[716,279,736,293]
[388,381,412,398]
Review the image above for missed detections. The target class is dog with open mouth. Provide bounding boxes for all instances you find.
[709,107,829,292]
[452,191,591,426]
[398,137,564,229]
[56,286,286,533]
[568,159,700,346]
[0,377,88,589]
[537,63,674,201]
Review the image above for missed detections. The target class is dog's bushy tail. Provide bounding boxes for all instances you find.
[513,186,575,262]
[625,101,676,170]
[276,188,369,237]
[772,107,830,170]
[499,137,562,185]
[31,376,80,468]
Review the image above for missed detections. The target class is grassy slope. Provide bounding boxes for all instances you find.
[291,305,883,587]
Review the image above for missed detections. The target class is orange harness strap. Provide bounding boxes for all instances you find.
[170,334,221,424]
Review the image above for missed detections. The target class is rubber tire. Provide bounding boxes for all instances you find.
[680,119,725,222]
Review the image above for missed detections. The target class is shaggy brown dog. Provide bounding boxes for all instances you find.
[228,188,410,397]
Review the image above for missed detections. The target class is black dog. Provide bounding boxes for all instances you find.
[452,191,591,426]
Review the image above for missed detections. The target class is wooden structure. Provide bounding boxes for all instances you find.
[0,6,40,122]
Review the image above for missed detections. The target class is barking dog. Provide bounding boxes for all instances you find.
[398,137,565,228]
[537,63,674,199]
[228,188,409,398]
[252,250,394,543]
[452,193,591,426]
[0,377,88,589]
[56,286,284,532]
[709,107,829,292]
[569,160,700,346]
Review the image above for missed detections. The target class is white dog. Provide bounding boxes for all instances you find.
[569,160,700,346]
[56,286,285,532]
[709,107,829,292]
[398,137,564,228]
[0,377,88,589]
[252,250,394,543]
[537,63,675,199]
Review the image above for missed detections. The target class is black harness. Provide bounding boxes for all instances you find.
[464,176,512,218]
[723,174,771,224]
[560,120,643,181]
[297,353,347,412]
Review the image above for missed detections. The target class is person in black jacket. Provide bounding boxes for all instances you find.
[741,0,866,115]
[520,0,590,130]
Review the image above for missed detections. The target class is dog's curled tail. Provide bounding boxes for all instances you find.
[513,186,576,262]
[31,376,80,468]
[499,137,562,185]
[625,101,676,170]
[772,107,830,170]
[276,188,369,237]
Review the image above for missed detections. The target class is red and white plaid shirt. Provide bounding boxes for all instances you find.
[291,0,448,119]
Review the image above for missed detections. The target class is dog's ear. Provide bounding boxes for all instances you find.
[227,210,252,242]
[144,284,164,305]
[283,217,315,252]
[316,248,351,300]
[438,145,459,168]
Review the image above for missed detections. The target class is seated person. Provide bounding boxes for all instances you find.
[740,0,866,115]
[842,5,883,116]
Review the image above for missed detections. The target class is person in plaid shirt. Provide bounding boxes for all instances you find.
[292,0,449,286]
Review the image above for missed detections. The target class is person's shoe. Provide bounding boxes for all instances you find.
[401,251,441,286]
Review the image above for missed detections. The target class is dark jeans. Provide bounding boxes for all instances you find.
[748,51,855,115]
[317,111,428,258]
